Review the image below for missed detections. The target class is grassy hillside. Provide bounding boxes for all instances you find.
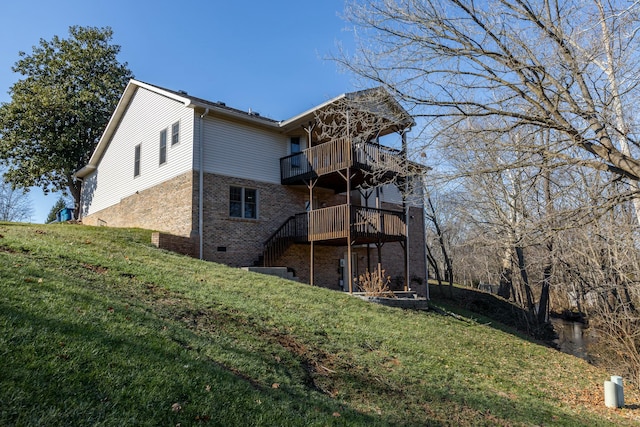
[1,222,638,426]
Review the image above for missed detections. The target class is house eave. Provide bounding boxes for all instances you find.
[277,88,415,136]
[74,164,97,179]
[188,101,280,129]
[278,93,347,132]
[76,79,281,178]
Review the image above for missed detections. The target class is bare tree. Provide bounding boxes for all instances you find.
[340,0,640,351]
[424,192,455,297]
[342,0,640,211]
[444,126,541,320]
[0,181,32,222]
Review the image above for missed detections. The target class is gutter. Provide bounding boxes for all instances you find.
[74,165,96,180]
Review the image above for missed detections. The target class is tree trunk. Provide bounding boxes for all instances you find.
[537,257,552,324]
[537,160,554,324]
[68,175,82,220]
[515,246,536,317]
[426,197,454,297]
[498,246,513,300]
[425,242,444,296]
[596,1,640,227]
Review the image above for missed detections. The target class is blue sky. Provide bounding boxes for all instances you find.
[0,0,357,223]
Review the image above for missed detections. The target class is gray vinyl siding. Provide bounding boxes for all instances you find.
[83,87,194,216]
[195,115,287,184]
[379,183,424,207]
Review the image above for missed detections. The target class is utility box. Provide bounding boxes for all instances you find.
[604,376,624,408]
[56,207,74,222]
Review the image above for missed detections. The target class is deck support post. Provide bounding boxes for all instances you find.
[402,130,410,292]
[360,189,373,273]
[346,164,353,293]
[302,121,317,288]
[306,178,317,287]
[310,241,314,287]
[376,242,383,272]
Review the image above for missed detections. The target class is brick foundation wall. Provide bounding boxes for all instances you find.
[82,168,427,295]
[200,173,342,266]
[277,244,346,290]
[82,171,197,238]
[152,232,198,257]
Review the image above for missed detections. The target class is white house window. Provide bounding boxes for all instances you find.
[134,144,141,177]
[159,129,167,165]
[229,186,257,219]
[171,121,180,145]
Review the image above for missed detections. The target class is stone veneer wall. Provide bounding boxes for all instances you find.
[82,171,197,238]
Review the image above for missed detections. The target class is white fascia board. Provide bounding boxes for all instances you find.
[74,165,96,179]
[278,93,347,131]
[133,80,192,106]
[189,100,280,129]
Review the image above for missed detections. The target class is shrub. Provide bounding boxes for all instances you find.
[357,265,394,297]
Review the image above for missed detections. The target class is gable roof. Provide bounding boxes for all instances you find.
[75,79,413,178]
[279,87,414,136]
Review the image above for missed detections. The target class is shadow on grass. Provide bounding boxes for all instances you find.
[0,294,389,426]
[428,284,556,343]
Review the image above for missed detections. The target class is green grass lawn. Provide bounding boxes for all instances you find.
[1,222,638,426]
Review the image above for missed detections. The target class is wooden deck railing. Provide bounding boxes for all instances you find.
[308,205,405,242]
[262,205,406,265]
[351,206,406,239]
[308,205,349,241]
[352,142,405,175]
[281,137,404,183]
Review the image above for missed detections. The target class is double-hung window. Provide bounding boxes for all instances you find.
[171,121,180,145]
[134,144,141,177]
[159,129,167,165]
[229,186,257,219]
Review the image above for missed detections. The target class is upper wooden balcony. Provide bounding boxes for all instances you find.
[280,137,405,191]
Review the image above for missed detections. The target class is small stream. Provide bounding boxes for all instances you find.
[551,318,595,362]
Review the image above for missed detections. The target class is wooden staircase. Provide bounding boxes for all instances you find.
[257,213,308,267]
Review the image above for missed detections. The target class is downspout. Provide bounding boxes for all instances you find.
[199,108,210,260]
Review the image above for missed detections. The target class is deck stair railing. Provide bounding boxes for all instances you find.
[262,213,308,267]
